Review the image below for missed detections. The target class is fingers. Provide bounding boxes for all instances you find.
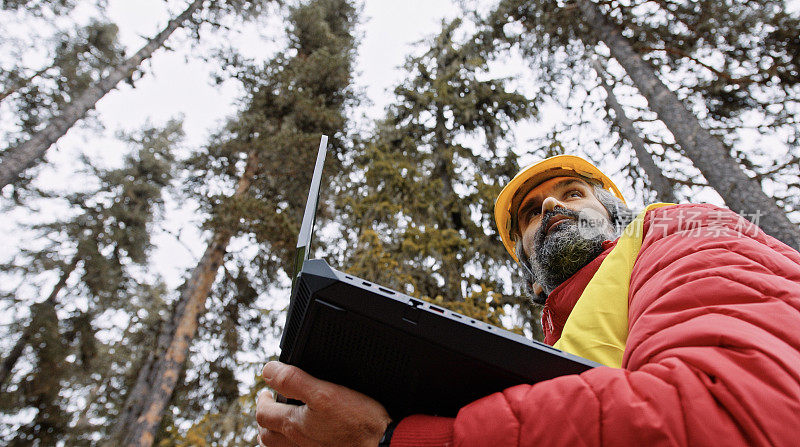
[262,361,330,405]
[256,388,318,446]
[256,389,295,431]
[258,426,294,447]
[256,363,391,447]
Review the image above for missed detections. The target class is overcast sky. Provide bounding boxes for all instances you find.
[3,0,799,374]
[2,0,480,290]
[95,0,461,148]
[8,0,798,293]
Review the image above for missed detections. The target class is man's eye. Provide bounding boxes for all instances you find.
[519,206,539,225]
[567,190,582,199]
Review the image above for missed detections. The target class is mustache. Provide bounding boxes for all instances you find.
[534,207,581,246]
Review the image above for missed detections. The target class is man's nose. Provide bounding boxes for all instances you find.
[541,196,564,214]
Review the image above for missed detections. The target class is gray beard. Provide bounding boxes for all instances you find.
[529,208,614,296]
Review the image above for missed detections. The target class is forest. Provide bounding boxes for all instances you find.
[1,0,798,445]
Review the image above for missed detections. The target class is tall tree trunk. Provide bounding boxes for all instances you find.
[0,0,204,190]
[0,256,78,386]
[121,149,260,447]
[577,0,800,249]
[431,49,463,301]
[593,60,677,203]
[104,312,163,446]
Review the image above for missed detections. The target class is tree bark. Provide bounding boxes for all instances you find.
[104,322,160,446]
[593,60,677,203]
[577,0,800,249]
[121,149,260,447]
[0,0,204,190]
[0,256,78,386]
[430,45,465,301]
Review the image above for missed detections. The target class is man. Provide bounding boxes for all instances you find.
[256,155,800,446]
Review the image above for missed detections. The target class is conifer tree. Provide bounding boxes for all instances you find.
[341,19,535,330]
[575,0,800,247]
[0,0,275,191]
[0,16,126,198]
[593,59,677,203]
[484,0,800,248]
[0,20,124,106]
[0,119,179,445]
[117,1,358,444]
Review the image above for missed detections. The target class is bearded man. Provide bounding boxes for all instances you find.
[255,155,800,446]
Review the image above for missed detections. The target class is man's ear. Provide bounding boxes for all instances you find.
[532,282,543,296]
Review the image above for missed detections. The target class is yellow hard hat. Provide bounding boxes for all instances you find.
[494,155,626,263]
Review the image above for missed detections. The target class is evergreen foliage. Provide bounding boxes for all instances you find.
[484,0,800,231]
[2,1,799,444]
[120,0,360,443]
[0,0,279,193]
[0,119,180,444]
[0,0,78,16]
[341,19,537,333]
[1,20,125,135]
[0,17,126,196]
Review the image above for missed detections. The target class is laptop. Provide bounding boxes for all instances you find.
[278,136,600,419]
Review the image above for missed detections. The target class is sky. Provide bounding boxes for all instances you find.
[5,0,797,302]
[2,0,799,436]
[96,0,461,148]
[2,0,799,421]
[1,0,473,291]
[0,0,493,414]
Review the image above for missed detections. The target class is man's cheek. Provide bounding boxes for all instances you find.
[577,208,612,238]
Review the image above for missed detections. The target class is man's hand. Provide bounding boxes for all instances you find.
[255,361,391,446]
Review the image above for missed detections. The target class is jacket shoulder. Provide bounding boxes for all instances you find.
[639,203,800,263]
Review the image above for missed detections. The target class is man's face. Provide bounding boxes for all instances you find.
[516,176,616,296]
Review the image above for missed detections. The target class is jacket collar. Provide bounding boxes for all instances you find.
[541,240,617,345]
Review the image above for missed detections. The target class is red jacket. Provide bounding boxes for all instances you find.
[390,204,800,446]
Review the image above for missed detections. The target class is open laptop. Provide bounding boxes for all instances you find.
[278,136,600,419]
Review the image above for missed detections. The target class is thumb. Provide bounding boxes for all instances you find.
[262,361,331,406]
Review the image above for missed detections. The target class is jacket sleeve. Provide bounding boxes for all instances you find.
[392,204,800,446]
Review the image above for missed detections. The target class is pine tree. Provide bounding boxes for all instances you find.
[117,1,359,444]
[603,0,800,220]
[484,0,800,248]
[340,19,536,331]
[575,0,800,247]
[0,119,180,445]
[593,59,677,203]
[0,20,123,106]
[0,16,126,199]
[0,0,275,191]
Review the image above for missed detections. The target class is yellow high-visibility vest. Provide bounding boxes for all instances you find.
[554,203,673,367]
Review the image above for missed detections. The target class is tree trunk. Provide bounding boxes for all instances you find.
[593,60,677,203]
[577,0,800,249]
[0,256,78,386]
[104,319,161,446]
[431,48,464,301]
[121,150,260,447]
[0,0,204,190]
